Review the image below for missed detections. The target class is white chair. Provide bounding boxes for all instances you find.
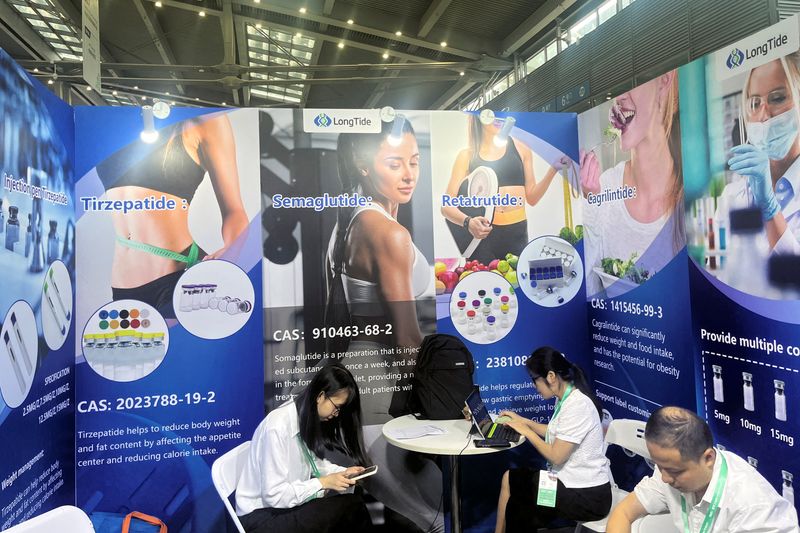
[211,440,251,533]
[6,505,94,532]
[576,419,648,532]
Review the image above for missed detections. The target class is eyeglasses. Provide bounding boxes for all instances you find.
[746,88,793,116]
[325,395,345,416]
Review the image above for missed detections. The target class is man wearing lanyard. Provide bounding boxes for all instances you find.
[607,407,799,533]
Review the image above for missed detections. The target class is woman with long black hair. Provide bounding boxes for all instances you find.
[494,347,611,533]
[235,364,373,533]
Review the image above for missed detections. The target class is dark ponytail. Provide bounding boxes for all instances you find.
[324,119,417,356]
[525,346,603,418]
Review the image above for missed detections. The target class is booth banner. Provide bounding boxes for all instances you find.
[431,111,587,417]
[0,50,76,528]
[73,107,264,531]
[578,72,697,422]
[430,111,589,531]
[683,15,800,510]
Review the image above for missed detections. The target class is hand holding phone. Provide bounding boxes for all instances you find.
[346,465,378,480]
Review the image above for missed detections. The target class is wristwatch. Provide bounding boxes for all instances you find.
[463,216,472,229]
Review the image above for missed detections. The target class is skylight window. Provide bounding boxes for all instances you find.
[246,23,314,104]
[9,0,83,62]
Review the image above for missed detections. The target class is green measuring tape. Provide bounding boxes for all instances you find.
[116,237,200,267]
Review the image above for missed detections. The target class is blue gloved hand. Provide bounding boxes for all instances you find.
[728,144,781,220]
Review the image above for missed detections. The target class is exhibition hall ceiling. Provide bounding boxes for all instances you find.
[0,0,584,109]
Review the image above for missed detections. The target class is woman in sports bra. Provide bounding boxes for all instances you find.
[325,118,442,532]
[442,114,560,263]
[97,113,248,318]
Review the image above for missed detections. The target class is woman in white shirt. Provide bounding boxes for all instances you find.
[235,364,373,533]
[494,347,611,533]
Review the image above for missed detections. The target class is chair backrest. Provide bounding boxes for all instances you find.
[6,505,94,532]
[605,419,650,460]
[211,440,252,533]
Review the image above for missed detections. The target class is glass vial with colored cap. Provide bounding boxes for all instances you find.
[492,288,502,309]
[712,365,724,402]
[466,310,477,334]
[783,471,795,506]
[192,285,202,310]
[180,285,194,312]
[201,284,216,308]
[742,372,754,411]
[486,315,497,341]
[500,304,510,327]
[455,300,467,324]
[47,220,60,262]
[774,379,787,421]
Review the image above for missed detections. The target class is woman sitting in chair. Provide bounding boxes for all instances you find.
[494,347,611,533]
[235,364,373,533]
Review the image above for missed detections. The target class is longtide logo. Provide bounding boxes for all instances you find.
[313,113,332,127]
[726,48,745,69]
[716,16,799,79]
[303,109,381,133]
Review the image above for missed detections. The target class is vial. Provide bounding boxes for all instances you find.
[217,296,233,313]
[466,310,477,334]
[5,206,20,252]
[102,333,117,379]
[208,295,220,310]
[486,315,497,341]
[477,289,486,299]
[458,291,467,300]
[114,331,137,381]
[483,297,492,312]
[201,284,216,309]
[500,303,510,328]
[783,471,795,506]
[24,214,31,257]
[775,379,787,422]
[492,288,502,309]
[455,300,467,325]
[471,299,481,314]
[742,372,754,412]
[46,220,60,263]
[712,365,724,402]
[180,285,195,312]
[192,285,202,310]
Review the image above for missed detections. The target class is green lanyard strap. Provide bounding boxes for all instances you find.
[545,384,574,445]
[297,436,321,478]
[681,452,728,533]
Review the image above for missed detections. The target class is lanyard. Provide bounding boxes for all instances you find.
[297,436,321,478]
[680,453,728,533]
[545,384,573,444]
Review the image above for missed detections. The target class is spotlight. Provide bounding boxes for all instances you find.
[382,52,389,59]
[347,19,354,24]
[155,1,162,6]
[440,41,447,47]
[140,106,159,143]
[338,42,344,49]
[299,7,307,14]
[493,117,515,147]
[395,31,402,36]
[199,10,206,17]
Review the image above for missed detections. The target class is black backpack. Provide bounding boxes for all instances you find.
[406,334,475,420]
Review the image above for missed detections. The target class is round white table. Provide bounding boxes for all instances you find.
[382,415,524,533]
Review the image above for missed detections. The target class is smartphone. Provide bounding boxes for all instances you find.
[474,438,511,448]
[347,465,378,480]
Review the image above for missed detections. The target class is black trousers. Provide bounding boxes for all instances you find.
[470,220,528,265]
[239,493,373,533]
[505,468,612,533]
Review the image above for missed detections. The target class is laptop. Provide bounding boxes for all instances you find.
[464,387,521,443]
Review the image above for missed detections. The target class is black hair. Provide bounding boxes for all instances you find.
[294,363,369,465]
[645,406,713,462]
[324,118,417,355]
[525,346,602,418]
